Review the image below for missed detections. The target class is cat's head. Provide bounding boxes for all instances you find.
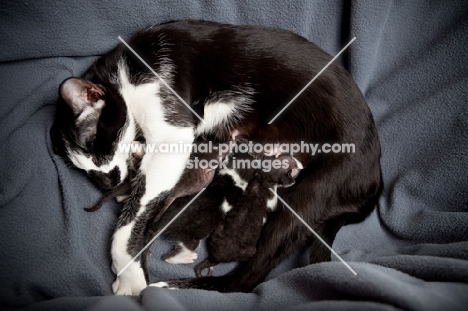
[51,77,136,190]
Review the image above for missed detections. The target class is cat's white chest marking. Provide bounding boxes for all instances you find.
[119,67,178,143]
[117,65,195,208]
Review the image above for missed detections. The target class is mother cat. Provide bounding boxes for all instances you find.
[51,20,382,295]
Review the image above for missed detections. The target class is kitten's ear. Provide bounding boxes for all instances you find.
[59,77,105,117]
[279,156,303,188]
[289,156,303,179]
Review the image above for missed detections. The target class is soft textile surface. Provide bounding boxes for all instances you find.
[1,0,467,310]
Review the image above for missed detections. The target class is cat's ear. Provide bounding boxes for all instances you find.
[59,77,106,118]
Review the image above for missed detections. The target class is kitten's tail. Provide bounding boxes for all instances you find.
[194,259,215,277]
[84,182,131,212]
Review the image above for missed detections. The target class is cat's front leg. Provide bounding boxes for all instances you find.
[111,146,193,295]
[111,215,147,295]
[110,180,151,296]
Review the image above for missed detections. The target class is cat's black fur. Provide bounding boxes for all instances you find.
[51,20,382,294]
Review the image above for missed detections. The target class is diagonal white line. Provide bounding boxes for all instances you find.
[117,188,206,276]
[268,37,356,124]
[269,188,357,275]
[118,36,207,124]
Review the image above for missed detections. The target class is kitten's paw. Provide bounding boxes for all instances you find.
[112,265,147,296]
[264,145,282,158]
[162,243,198,264]
[164,249,198,264]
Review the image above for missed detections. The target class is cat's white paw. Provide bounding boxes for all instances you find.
[112,275,146,296]
[150,282,178,290]
[112,264,147,296]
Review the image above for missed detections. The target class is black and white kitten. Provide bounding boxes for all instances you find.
[194,154,302,277]
[51,20,382,295]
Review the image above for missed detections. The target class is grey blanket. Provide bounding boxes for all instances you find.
[1,0,467,310]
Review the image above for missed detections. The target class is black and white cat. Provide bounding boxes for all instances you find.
[51,20,382,295]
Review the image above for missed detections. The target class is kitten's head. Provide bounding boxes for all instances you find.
[264,155,303,188]
[51,77,135,190]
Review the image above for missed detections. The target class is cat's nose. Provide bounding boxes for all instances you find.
[88,167,121,190]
